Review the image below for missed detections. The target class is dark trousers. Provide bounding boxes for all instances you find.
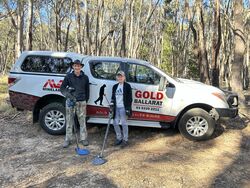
[95,96,103,105]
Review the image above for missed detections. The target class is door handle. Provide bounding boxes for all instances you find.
[89,82,98,86]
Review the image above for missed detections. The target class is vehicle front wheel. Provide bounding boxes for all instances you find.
[178,108,215,141]
[39,102,66,135]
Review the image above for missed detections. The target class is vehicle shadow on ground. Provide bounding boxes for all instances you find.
[29,171,118,188]
[210,116,250,188]
[211,115,248,139]
[212,136,250,187]
[143,115,249,164]
[87,123,180,156]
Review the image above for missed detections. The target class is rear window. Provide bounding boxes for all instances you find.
[21,56,72,74]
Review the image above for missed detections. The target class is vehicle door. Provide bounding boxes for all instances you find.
[125,62,174,122]
[84,59,121,118]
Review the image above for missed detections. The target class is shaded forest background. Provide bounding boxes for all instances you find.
[0,0,249,102]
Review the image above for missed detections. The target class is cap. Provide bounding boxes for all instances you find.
[116,70,125,76]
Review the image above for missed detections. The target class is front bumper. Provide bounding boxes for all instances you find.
[215,90,239,118]
[215,107,238,118]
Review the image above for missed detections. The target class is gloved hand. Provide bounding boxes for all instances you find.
[125,109,132,117]
[68,94,76,101]
[66,98,76,107]
[108,103,114,117]
[65,86,76,102]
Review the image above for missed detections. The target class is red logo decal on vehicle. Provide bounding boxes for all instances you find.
[133,90,164,112]
[43,79,63,91]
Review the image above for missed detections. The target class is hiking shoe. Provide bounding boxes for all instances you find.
[63,140,71,148]
[114,139,122,146]
[81,140,89,146]
[120,140,129,148]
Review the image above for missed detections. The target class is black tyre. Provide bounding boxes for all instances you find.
[178,108,215,141]
[39,102,66,135]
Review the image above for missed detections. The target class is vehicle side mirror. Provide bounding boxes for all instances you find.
[158,77,169,91]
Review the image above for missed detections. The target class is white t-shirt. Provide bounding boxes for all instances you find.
[115,83,124,108]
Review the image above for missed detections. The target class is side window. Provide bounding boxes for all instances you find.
[90,61,120,80]
[127,64,161,85]
[21,56,72,74]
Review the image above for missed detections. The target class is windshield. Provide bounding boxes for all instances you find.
[148,63,181,82]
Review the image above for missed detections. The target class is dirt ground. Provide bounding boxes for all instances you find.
[0,108,249,188]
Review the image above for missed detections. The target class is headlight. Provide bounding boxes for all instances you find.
[219,89,238,107]
[232,97,238,106]
[212,92,227,103]
[227,95,238,107]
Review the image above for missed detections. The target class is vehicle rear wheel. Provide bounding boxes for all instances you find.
[178,108,215,141]
[39,102,66,135]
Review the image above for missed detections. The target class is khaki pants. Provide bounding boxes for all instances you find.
[65,101,87,141]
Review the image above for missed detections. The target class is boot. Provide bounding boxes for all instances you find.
[80,140,89,146]
[120,140,129,148]
[63,140,71,148]
[114,139,122,146]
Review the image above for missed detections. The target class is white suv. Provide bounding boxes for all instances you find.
[8,51,238,141]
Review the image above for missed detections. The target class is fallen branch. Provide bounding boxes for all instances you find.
[10,112,21,120]
[239,111,250,121]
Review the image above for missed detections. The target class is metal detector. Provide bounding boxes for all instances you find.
[71,103,90,156]
[92,96,113,165]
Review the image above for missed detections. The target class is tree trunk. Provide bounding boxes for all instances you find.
[64,0,74,51]
[83,0,91,54]
[120,22,126,57]
[95,0,104,56]
[120,1,127,57]
[132,0,143,58]
[195,0,210,84]
[26,0,34,50]
[134,0,160,58]
[16,0,24,58]
[211,0,221,87]
[246,23,250,70]
[128,0,135,57]
[231,1,245,103]
[187,0,199,78]
[76,0,82,53]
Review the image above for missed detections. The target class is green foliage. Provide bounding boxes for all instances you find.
[0,75,16,115]
[187,57,199,79]
[0,19,16,74]
[138,45,150,61]
[0,76,8,96]
[160,23,175,75]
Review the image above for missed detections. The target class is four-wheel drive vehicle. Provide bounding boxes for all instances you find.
[8,51,238,141]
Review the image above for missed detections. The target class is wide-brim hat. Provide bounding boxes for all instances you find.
[72,59,84,66]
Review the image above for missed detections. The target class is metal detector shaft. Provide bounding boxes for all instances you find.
[73,112,80,149]
[99,114,112,157]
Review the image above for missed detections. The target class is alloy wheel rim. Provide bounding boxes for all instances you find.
[186,116,208,137]
[45,110,65,130]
